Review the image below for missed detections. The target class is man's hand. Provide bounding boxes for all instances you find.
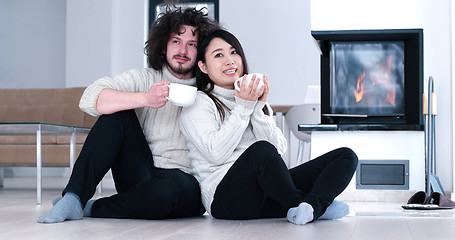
[144,81,171,109]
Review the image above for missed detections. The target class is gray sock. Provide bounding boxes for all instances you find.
[287,202,314,225]
[319,200,350,220]
[52,195,94,217]
[83,200,95,217]
[37,192,83,223]
[52,196,62,206]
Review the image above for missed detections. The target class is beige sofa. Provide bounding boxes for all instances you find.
[0,88,98,203]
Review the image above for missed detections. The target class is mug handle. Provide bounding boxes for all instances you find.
[234,78,242,92]
[165,84,171,101]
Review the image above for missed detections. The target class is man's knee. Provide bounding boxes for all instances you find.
[145,171,200,200]
[97,109,136,122]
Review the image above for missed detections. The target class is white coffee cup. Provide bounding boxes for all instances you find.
[234,73,265,94]
[166,83,197,107]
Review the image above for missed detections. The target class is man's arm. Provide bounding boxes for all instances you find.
[80,69,172,116]
[96,81,170,114]
[96,89,148,115]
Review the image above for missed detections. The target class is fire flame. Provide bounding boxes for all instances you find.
[355,71,366,103]
[354,55,396,106]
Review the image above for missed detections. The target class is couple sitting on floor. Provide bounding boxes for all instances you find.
[38,6,358,225]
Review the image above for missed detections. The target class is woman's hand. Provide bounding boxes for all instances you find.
[258,75,269,102]
[235,74,264,102]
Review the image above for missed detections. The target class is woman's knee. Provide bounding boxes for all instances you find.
[243,141,283,166]
[336,147,358,170]
[249,141,277,154]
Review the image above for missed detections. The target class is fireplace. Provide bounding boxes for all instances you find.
[312,29,424,130]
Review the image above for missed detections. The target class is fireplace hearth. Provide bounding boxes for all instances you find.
[312,29,424,130]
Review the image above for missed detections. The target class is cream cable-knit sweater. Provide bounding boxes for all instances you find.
[79,66,196,173]
[179,85,287,215]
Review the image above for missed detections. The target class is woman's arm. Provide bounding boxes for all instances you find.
[250,102,288,155]
[180,94,255,165]
[248,75,287,154]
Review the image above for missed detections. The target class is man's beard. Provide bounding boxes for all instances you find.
[167,55,193,75]
[167,62,193,75]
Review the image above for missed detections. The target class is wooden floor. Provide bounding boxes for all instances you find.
[2,189,455,240]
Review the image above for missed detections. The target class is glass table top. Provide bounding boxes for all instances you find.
[0,122,90,135]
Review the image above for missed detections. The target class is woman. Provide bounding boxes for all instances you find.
[179,29,358,224]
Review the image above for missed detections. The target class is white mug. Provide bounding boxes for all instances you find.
[234,73,265,94]
[166,83,197,107]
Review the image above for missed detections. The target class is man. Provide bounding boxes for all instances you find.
[38,7,218,223]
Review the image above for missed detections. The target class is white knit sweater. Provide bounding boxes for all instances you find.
[79,67,196,173]
[179,85,287,215]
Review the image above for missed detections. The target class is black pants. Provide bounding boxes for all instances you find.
[211,141,358,220]
[64,110,205,219]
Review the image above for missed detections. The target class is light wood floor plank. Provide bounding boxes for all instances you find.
[2,189,455,240]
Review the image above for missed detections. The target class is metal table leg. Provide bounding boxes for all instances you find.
[70,130,76,172]
[36,125,42,205]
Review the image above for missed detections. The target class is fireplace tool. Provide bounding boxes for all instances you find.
[424,76,445,195]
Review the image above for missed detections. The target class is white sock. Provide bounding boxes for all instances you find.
[287,202,314,225]
[319,200,350,220]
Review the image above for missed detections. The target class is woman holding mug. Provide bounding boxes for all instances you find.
[179,29,358,224]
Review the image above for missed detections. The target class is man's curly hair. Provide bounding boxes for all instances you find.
[145,6,219,71]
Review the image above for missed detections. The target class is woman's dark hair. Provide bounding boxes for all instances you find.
[196,29,249,121]
[145,6,218,71]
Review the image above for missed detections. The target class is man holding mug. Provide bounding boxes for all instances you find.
[38,7,218,223]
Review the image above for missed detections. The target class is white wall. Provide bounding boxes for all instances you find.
[110,0,149,76]
[0,0,66,88]
[65,0,112,87]
[311,0,453,192]
[65,0,147,87]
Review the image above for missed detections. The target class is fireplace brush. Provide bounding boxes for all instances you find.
[423,76,445,195]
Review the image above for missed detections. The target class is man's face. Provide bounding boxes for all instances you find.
[165,25,198,79]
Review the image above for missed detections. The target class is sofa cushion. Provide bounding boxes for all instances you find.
[0,87,97,167]
[0,144,83,166]
[0,135,57,145]
[0,88,87,127]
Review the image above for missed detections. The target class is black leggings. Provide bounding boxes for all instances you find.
[211,141,358,220]
[64,110,205,219]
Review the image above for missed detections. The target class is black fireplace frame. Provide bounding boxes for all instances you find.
[312,29,424,130]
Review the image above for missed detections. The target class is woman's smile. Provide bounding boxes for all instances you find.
[223,68,237,76]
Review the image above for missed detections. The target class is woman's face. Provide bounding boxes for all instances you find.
[198,37,244,89]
